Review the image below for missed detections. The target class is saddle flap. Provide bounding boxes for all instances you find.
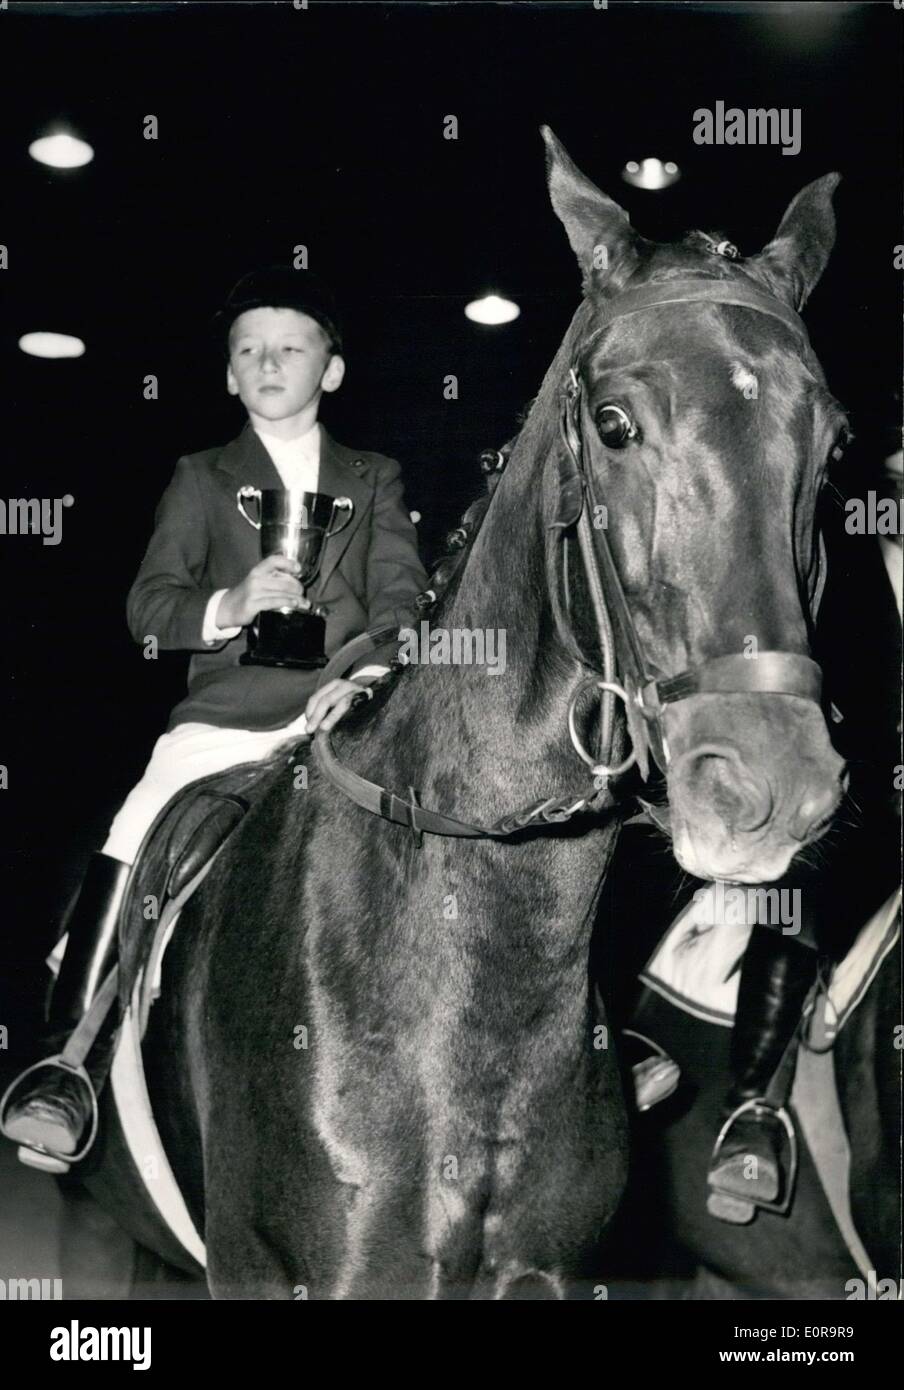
[117,749,299,1011]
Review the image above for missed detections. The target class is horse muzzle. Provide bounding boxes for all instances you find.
[663,694,847,883]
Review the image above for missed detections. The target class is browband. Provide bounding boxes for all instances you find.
[580,278,809,355]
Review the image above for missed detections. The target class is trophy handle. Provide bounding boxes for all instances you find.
[236,486,263,530]
[325,496,354,540]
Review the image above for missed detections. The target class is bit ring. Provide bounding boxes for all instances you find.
[567,677,637,780]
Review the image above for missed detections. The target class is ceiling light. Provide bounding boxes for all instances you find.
[464,294,520,326]
[19,332,86,359]
[29,132,94,169]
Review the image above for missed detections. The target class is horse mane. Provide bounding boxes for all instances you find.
[421,297,594,621]
[337,370,563,731]
[331,420,530,732]
[420,436,515,611]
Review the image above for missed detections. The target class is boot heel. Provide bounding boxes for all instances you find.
[16,1145,72,1175]
[706,1190,756,1224]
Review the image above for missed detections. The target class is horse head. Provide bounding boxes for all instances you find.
[541,128,847,884]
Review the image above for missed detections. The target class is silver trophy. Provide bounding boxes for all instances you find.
[236,486,353,668]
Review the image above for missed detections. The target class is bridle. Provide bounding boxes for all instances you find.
[312,276,827,841]
[557,277,826,788]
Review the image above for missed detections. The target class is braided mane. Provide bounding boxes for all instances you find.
[337,422,529,727]
[416,409,533,619]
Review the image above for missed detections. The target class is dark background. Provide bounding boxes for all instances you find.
[0,1,900,1057]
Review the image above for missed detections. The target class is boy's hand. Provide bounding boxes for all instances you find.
[217,555,307,628]
[305,677,373,733]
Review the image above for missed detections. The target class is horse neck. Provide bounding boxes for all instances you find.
[358,304,608,835]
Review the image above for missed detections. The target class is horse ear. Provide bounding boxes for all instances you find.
[748,174,840,310]
[541,126,640,296]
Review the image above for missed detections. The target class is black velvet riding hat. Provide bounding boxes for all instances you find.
[213,265,343,356]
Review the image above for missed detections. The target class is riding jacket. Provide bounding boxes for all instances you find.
[126,422,427,731]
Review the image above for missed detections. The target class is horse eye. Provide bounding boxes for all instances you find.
[595,403,637,450]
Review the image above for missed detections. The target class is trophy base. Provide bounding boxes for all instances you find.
[239,609,327,670]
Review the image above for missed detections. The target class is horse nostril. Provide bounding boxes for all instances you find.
[674,744,773,834]
[731,775,774,833]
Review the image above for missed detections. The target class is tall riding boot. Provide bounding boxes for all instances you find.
[707,925,818,1222]
[0,853,130,1170]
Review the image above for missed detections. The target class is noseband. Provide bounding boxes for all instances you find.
[555,276,825,785]
[312,277,828,841]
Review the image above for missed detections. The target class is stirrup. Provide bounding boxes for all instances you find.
[623,1029,681,1111]
[707,1098,798,1222]
[0,1054,100,1173]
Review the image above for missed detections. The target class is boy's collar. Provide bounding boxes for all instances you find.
[217,420,370,481]
[216,421,283,489]
[253,418,320,453]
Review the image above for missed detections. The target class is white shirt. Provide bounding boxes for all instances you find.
[252,421,321,494]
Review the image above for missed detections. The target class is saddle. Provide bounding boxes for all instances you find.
[117,738,308,1028]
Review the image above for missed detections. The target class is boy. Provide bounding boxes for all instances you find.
[2,266,427,1167]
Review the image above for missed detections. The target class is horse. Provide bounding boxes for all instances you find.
[594,822,900,1301]
[72,127,849,1299]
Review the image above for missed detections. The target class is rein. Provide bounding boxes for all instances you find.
[312,276,827,841]
[312,628,611,839]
